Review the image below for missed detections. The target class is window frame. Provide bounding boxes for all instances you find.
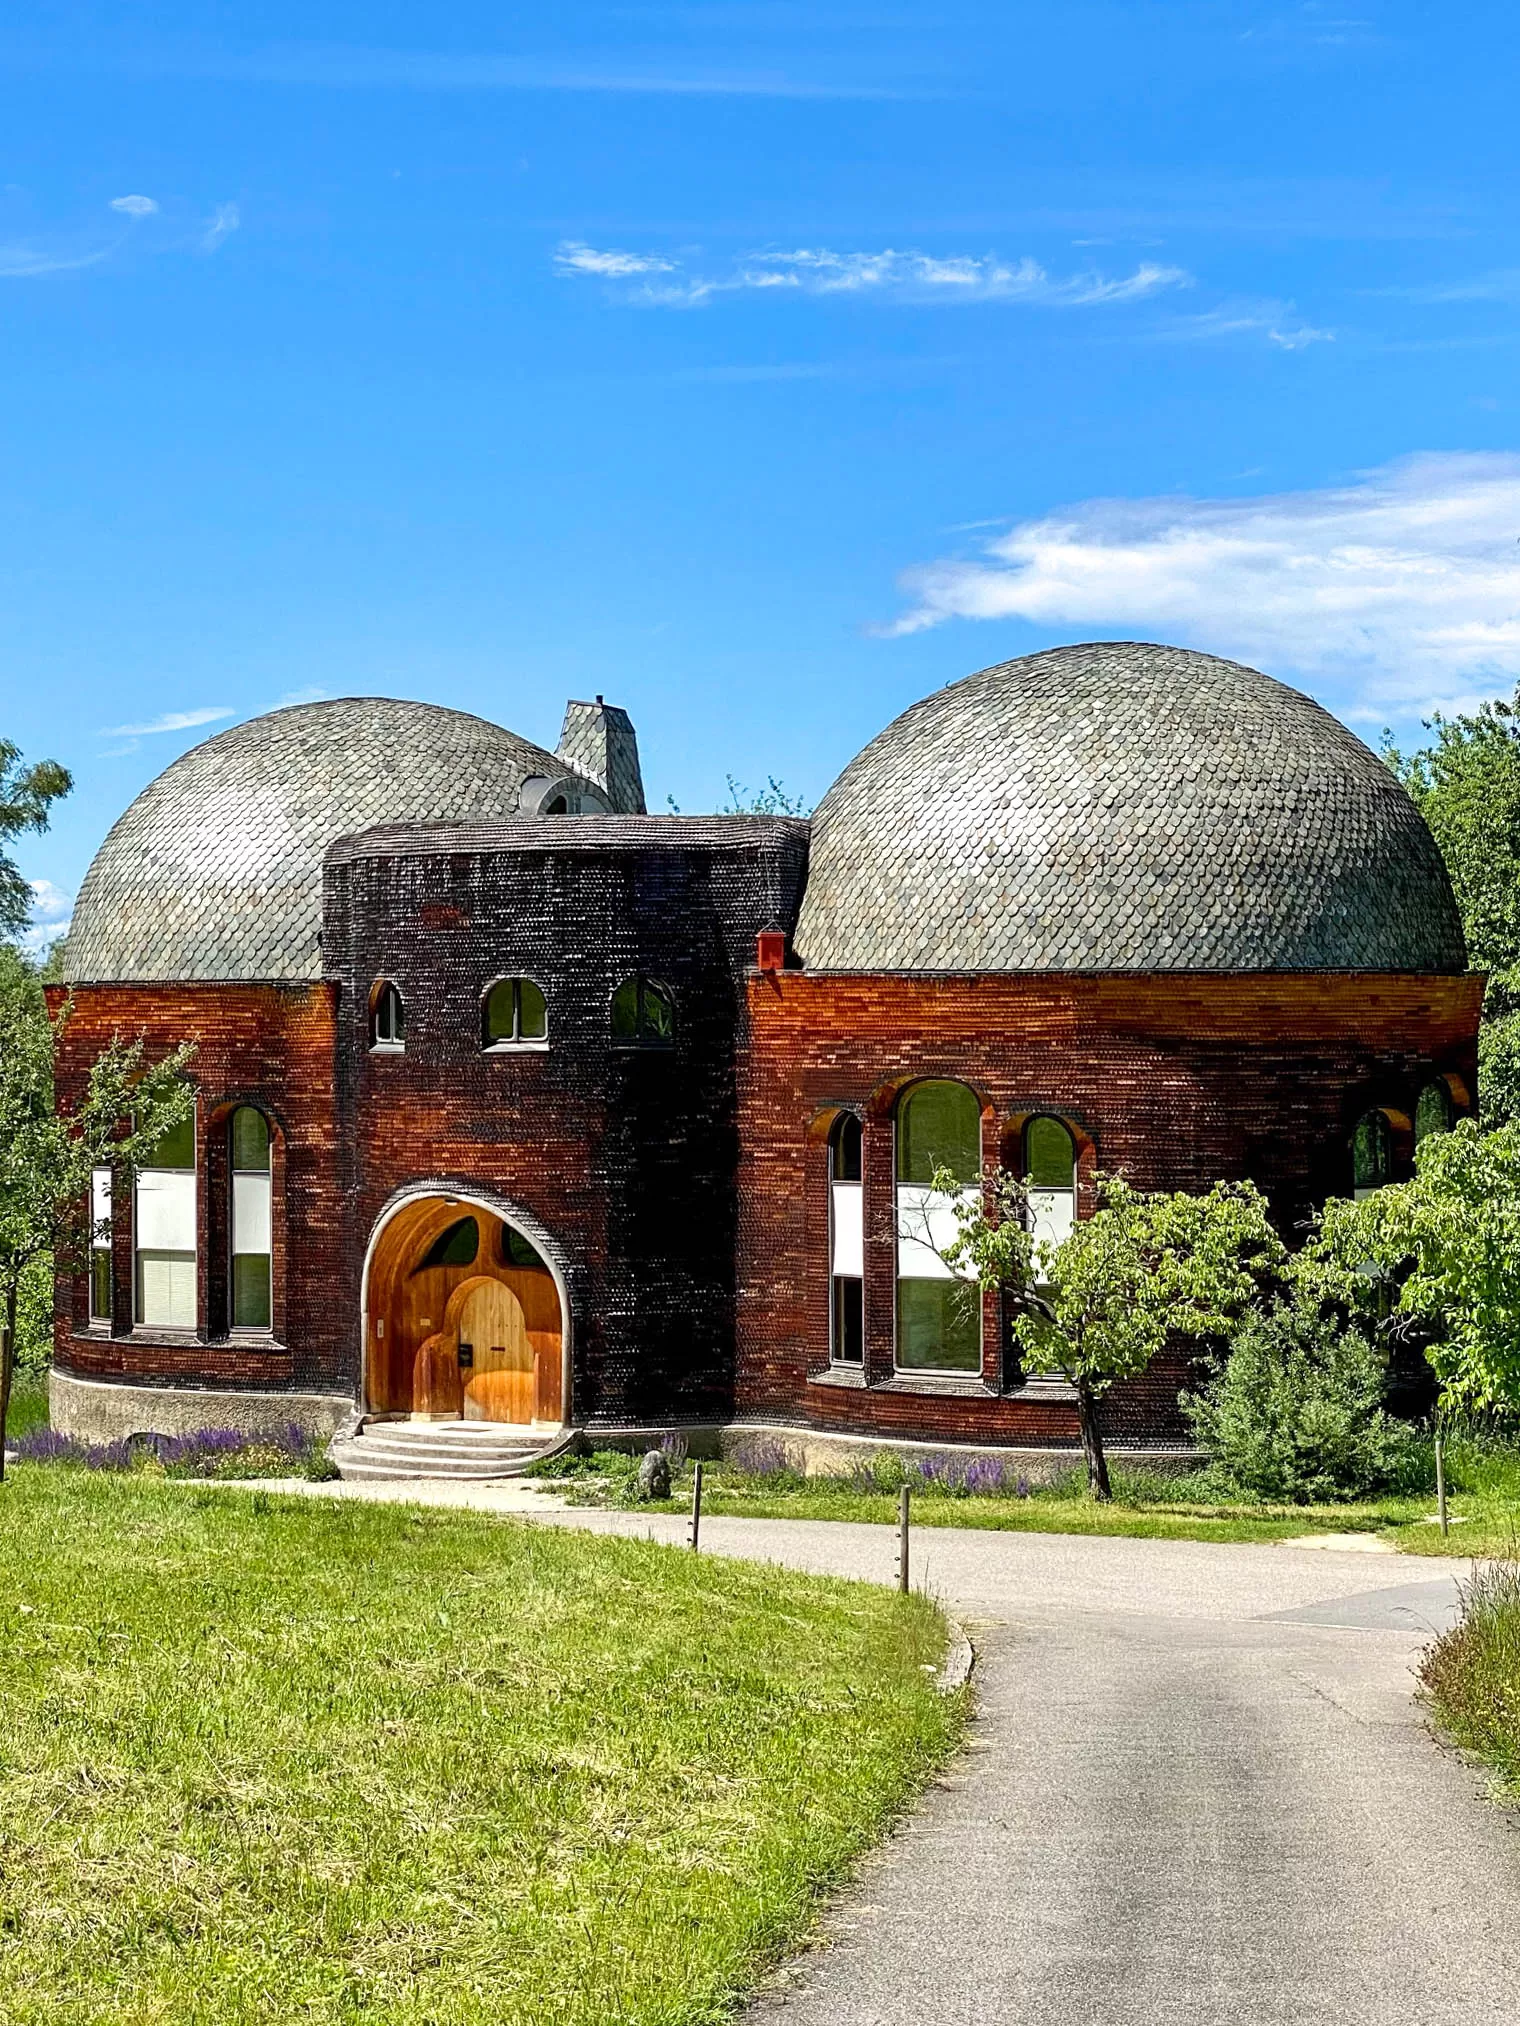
[828,1113,865,1366]
[1414,1079,1455,1147]
[1023,1114,1078,1275]
[369,979,406,1053]
[893,1080,984,1378]
[228,1106,274,1336]
[610,974,676,1049]
[88,1165,113,1326]
[482,975,550,1052]
[133,1096,199,1333]
[1351,1107,1393,1200]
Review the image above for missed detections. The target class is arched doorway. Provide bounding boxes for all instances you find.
[362,1195,566,1426]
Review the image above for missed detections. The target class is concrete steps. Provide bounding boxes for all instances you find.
[330,1420,574,1483]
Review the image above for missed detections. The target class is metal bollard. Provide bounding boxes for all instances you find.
[689,1459,704,1552]
[1435,1429,1448,1538]
[896,1483,910,1593]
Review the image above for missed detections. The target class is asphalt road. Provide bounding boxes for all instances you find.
[263,1482,1520,2023]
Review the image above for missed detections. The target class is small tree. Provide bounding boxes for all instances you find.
[0,738,71,939]
[0,947,194,1478]
[1295,1120,1520,1417]
[939,1168,1284,1499]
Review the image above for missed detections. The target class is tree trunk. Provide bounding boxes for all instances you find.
[0,1278,17,1487]
[1074,1379,1112,1502]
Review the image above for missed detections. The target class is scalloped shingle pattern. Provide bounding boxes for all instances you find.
[793,643,1465,974]
[66,698,600,982]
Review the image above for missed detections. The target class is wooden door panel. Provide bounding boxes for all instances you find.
[458,1278,534,1425]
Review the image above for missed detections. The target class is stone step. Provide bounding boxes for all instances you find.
[351,1432,545,1461]
[330,1423,575,1484]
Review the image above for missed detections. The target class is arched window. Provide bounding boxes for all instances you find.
[370,981,405,1052]
[483,977,548,1049]
[417,1218,480,1270]
[895,1081,982,1374]
[1352,1109,1392,1200]
[1415,1080,1454,1147]
[135,1106,197,1331]
[611,975,675,1047]
[1025,1116,1077,1264]
[230,1107,273,1331]
[829,1114,864,1365]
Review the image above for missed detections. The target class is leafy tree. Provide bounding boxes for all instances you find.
[1181,1299,1422,1502]
[0,739,71,940]
[1294,1120,1520,1417]
[939,1169,1284,1499]
[721,775,811,817]
[0,945,195,1479]
[1385,697,1520,1123]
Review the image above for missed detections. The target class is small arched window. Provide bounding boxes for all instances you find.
[370,981,405,1052]
[230,1106,273,1331]
[1415,1080,1454,1147]
[1352,1109,1392,1200]
[1025,1116,1077,1264]
[417,1217,480,1270]
[612,975,675,1047]
[829,1114,864,1365]
[895,1081,982,1374]
[484,977,548,1049]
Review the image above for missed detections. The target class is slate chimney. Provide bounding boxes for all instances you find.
[556,695,647,814]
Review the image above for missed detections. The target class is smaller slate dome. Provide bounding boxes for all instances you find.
[66,698,602,983]
[794,642,1465,974]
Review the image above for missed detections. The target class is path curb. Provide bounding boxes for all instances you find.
[937,1618,975,1694]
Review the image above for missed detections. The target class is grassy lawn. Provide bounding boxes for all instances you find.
[535,1442,1520,1556]
[0,1470,959,2026]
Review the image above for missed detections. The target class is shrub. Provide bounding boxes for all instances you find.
[1420,1554,1520,1794]
[1182,1300,1428,1503]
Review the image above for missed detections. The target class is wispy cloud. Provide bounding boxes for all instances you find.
[201,201,240,253]
[100,706,235,738]
[110,193,158,217]
[1377,269,1520,305]
[555,241,675,278]
[557,241,1192,309]
[886,452,1520,722]
[1161,295,1334,348]
[0,240,112,278]
[277,685,331,706]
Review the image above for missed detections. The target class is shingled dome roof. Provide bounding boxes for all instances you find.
[66,698,601,983]
[793,642,1465,974]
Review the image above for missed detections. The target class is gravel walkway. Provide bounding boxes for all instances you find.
[259,1480,1520,2022]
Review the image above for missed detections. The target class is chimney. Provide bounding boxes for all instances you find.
[556,696,646,814]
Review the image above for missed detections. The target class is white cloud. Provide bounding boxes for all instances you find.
[277,685,331,706]
[558,242,1191,309]
[201,202,240,252]
[887,452,1520,721]
[555,241,675,278]
[0,242,111,278]
[110,193,158,217]
[20,878,73,957]
[1382,269,1520,305]
[1163,296,1334,347]
[99,706,235,738]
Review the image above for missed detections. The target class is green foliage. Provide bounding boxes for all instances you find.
[1386,696,1520,1120]
[1182,1300,1424,1503]
[721,773,811,816]
[1419,1553,1520,1799]
[0,737,71,938]
[13,1251,54,1373]
[0,1471,957,2025]
[1295,1120,1520,1415]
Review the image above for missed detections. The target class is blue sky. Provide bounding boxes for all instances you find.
[4,1,1520,945]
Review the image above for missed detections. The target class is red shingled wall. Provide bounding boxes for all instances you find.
[734,968,1484,1448]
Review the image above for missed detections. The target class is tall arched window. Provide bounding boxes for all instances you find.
[484,977,548,1048]
[1025,1116,1077,1266]
[895,1080,982,1373]
[135,1107,197,1331]
[230,1107,273,1331]
[370,981,405,1052]
[829,1113,864,1365]
[1415,1080,1454,1147]
[611,975,675,1047]
[88,1167,112,1324]
[1352,1109,1392,1200]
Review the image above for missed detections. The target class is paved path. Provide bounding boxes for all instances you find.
[261,1481,1520,2022]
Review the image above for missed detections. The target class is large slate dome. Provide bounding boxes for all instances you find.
[793,642,1465,974]
[66,698,598,983]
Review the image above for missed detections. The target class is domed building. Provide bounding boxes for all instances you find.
[50,644,1481,1470]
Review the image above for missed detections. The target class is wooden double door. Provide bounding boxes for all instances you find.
[366,1198,565,1426]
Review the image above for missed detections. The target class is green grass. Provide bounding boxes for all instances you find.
[4,1371,50,1443]
[1420,1553,1520,1793]
[0,1470,959,2025]
[537,1441,1520,1554]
